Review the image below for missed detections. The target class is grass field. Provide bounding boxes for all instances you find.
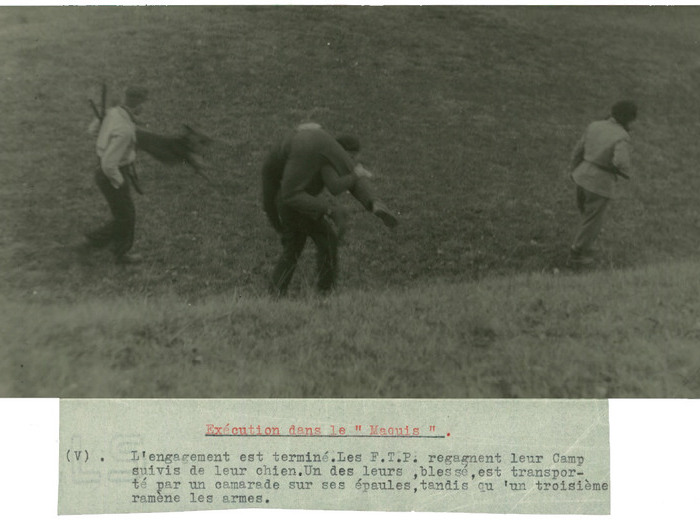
[3,261,700,398]
[2,6,700,397]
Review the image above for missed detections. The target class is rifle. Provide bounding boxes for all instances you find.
[89,99,102,121]
[88,82,106,121]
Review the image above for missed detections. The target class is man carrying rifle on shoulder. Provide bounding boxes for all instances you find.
[83,85,210,265]
[84,85,149,265]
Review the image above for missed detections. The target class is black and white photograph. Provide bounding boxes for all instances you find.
[2,4,699,399]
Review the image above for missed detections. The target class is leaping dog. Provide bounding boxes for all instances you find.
[136,125,213,174]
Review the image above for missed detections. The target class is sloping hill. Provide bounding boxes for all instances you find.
[2,261,699,398]
[2,6,700,397]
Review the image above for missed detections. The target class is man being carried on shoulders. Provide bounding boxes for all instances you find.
[262,123,398,297]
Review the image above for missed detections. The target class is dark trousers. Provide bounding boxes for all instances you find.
[270,206,338,297]
[86,167,135,257]
[571,186,610,254]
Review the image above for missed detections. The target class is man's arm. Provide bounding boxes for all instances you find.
[261,148,285,232]
[615,138,648,203]
[87,117,101,137]
[278,155,337,219]
[569,134,585,173]
[321,165,359,195]
[279,190,349,238]
[100,130,130,188]
[281,192,333,219]
[612,138,632,179]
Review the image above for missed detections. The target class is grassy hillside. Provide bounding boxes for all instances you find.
[2,261,699,398]
[2,6,700,397]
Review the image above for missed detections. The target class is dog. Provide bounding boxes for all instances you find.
[136,125,212,173]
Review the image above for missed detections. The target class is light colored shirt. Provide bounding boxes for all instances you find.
[95,106,137,188]
[570,117,632,199]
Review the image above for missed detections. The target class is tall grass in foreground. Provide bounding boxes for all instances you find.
[3,261,699,398]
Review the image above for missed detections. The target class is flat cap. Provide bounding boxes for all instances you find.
[125,86,149,107]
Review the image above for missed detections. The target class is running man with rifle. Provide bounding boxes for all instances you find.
[84,86,149,264]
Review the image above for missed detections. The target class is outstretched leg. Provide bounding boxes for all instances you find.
[351,177,398,228]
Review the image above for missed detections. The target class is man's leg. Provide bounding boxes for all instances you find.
[270,211,308,297]
[351,177,398,228]
[571,187,610,257]
[87,169,137,261]
[309,216,339,294]
[576,185,586,215]
[109,169,136,261]
[85,169,118,248]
